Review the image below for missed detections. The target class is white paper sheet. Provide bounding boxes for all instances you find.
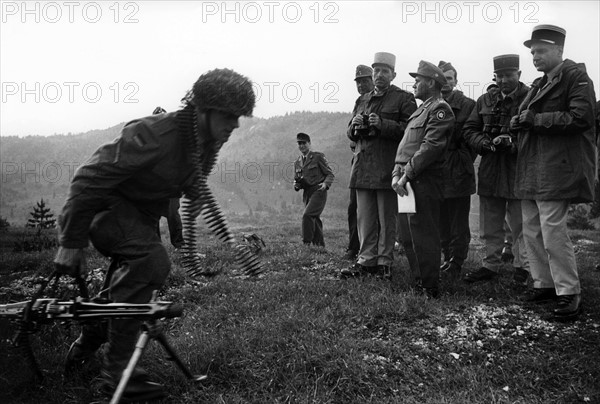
[397,182,416,213]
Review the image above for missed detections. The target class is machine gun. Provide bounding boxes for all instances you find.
[0,271,206,404]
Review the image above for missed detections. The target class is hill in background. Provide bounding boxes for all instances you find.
[0,111,354,226]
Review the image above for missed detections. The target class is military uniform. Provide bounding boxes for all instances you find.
[439,88,476,271]
[347,65,374,258]
[515,26,596,315]
[56,68,258,400]
[294,137,335,246]
[393,61,455,295]
[463,80,530,276]
[347,53,417,272]
[58,112,205,396]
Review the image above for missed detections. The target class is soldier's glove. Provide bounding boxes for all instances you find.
[480,139,496,154]
[54,247,88,278]
[518,109,535,129]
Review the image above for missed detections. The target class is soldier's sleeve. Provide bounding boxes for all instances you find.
[462,96,488,155]
[379,92,418,140]
[317,153,335,189]
[405,103,454,179]
[58,120,163,248]
[532,69,597,136]
[347,96,363,141]
[459,98,478,160]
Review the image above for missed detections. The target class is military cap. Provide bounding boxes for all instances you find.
[355,64,373,80]
[372,52,396,70]
[409,60,447,86]
[493,54,519,72]
[524,24,566,48]
[296,132,311,143]
[437,60,456,74]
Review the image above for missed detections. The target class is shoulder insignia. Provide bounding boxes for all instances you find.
[435,110,446,120]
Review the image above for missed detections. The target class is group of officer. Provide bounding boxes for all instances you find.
[296,24,597,320]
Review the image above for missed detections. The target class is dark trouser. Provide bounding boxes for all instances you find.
[398,172,442,290]
[167,198,184,248]
[347,188,359,252]
[84,198,171,383]
[302,186,327,246]
[439,196,471,266]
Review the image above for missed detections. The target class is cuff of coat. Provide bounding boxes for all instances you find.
[533,112,551,129]
[404,162,415,180]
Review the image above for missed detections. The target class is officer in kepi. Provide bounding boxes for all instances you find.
[294,132,335,247]
[511,24,597,320]
[462,54,531,286]
[392,60,455,298]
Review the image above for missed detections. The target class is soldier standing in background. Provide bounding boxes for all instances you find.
[342,52,417,279]
[437,61,476,277]
[346,65,374,260]
[392,60,455,298]
[512,25,597,320]
[463,55,530,285]
[294,132,335,247]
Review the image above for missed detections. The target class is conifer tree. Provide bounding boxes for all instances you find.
[26,198,56,229]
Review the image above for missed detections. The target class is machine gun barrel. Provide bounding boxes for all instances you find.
[0,299,183,322]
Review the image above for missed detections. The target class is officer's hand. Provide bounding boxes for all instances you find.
[54,247,87,278]
[352,115,365,126]
[492,135,512,152]
[392,175,408,197]
[369,113,382,130]
[509,115,521,131]
[318,183,328,191]
[518,109,535,129]
[481,139,496,154]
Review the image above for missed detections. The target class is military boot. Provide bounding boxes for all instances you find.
[65,320,108,374]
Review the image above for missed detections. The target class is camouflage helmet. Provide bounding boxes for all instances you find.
[190,68,256,117]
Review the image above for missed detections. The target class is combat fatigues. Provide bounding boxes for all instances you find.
[58,112,203,387]
[439,90,476,269]
[393,97,455,293]
[463,83,530,274]
[294,151,335,246]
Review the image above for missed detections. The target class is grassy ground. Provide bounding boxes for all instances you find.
[1,214,599,404]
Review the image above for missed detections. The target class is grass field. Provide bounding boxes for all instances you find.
[1,212,599,404]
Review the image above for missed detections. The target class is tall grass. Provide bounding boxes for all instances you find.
[1,217,599,403]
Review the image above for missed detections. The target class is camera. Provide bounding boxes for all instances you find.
[492,134,512,150]
[354,114,370,137]
[294,171,309,190]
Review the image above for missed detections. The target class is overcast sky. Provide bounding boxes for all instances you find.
[1,0,599,137]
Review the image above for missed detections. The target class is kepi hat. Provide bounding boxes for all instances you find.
[493,54,520,72]
[524,24,566,48]
[372,52,396,70]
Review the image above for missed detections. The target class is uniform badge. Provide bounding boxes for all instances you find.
[436,110,446,120]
